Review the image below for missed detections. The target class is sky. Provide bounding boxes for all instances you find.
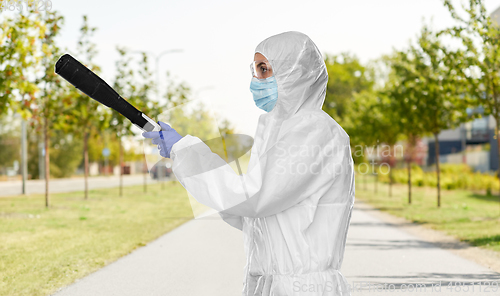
[22,0,500,136]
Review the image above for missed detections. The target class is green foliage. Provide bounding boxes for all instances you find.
[162,101,220,140]
[387,24,471,138]
[26,127,83,179]
[110,47,136,137]
[0,135,20,174]
[0,11,40,117]
[27,131,41,179]
[0,9,78,200]
[163,71,191,109]
[378,163,499,192]
[30,10,66,129]
[323,53,375,122]
[439,163,472,174]
[381,21,475,204]
[48,132,83,178]
[62,15,109,137]
[60,16,110,198]
[441,0,500,120]
[441,0,500,183]
[87,130,139,166]
[348,91,381,150]
[133,52,161,119]
[0,8,217,188]
[322,52,398,164]
[0,114,20,173]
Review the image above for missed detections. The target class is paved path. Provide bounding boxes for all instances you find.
[52,200,500,296]
[341,202,500,295]
[0,175,166,197]
[52,213,245,296]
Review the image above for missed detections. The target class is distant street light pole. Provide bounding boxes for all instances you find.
[154,49,183,101]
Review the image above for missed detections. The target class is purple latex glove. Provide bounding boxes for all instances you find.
[142,121,183,158]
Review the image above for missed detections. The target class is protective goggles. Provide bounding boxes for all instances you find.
[250,60,274,79]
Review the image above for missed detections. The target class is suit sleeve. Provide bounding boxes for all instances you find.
[170,120,348,218]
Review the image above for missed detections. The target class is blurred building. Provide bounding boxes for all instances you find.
[426,107,495,172]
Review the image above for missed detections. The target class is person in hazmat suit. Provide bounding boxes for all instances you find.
[143,31,355,296]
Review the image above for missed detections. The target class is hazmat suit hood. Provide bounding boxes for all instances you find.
[251,31,330,160]
[256,31,328,119]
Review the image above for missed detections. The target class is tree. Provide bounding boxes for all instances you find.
[0,12,39,117]
[111,47,128,196]
[110,49,191,194]
[323,53,368,189]
[7,10,66,207]
[0,10,42,198]
[33,11,67,207]
[384,49,428,203]
[132,52,160,192]
[323,53,391,193]
[110,47,137,196]
[62,15,108,199]
[323,53,375,124]
[441,0,500,201]
[348,90,385,192]
[401,24,471,207]
[362,91,402,197]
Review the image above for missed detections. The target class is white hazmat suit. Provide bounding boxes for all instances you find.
[170,31,355,296]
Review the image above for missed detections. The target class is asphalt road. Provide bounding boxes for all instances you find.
[52,200,500,296]
[0,174,168,197]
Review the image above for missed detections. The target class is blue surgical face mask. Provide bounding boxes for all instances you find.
[250,76,278,112]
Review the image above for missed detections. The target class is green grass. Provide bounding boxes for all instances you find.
[0,181,194,296]
[356,174,500,253]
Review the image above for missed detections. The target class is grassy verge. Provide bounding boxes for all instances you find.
[0,181,194,296]
[355,174,500,253]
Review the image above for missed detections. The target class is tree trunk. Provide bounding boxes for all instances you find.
[143,159,147,193]
[363,173,367,191]
[160,163,165,190]
[389,146,393,198]
[434,133,441,207]
[407,159,412,204]
[119,137,123,197]
[496,124,500,215]
[44,116,50,208]
[389,168,393,197]
[83,130,89,200]
[407,134,415,205]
